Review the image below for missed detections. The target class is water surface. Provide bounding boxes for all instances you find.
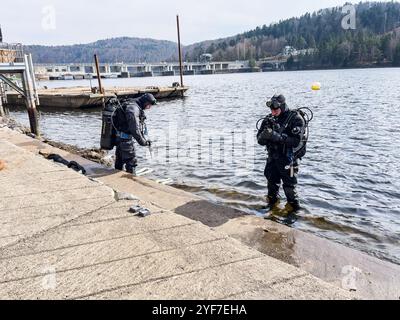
[8,68,400,264]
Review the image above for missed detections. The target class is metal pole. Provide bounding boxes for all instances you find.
[0,82,6,117]
[0,81,7,105]
[94,54,104,94]
[176,15,184,93]
[23,54,40,136]
[0,89,4,118]
[94,54,106,109]
[27,53,40,105]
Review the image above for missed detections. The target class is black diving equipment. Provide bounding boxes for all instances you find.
[100,98,118,150]
[256,107,314,161]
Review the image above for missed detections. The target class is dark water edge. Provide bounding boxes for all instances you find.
[7,68,400,265]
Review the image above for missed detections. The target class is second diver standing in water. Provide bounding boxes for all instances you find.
[257,94,312,225]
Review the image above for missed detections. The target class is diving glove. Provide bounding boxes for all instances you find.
[268,130,284,143]
[260,129,287,144]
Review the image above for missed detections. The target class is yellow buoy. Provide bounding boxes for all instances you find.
[311,82,321,91]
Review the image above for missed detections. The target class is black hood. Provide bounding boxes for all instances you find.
[274,103,289,120]
[136,93,157,109]
[280,103,289,114]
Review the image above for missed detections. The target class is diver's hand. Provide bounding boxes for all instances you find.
[146,140,152,147]
[257,128,272,146]
[268,130,287,143]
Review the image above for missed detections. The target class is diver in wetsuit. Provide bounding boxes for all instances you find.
[257,94,306,215]
[113,93,157,175]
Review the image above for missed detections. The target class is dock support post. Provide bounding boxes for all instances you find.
[0,93,4,118]
[27,53,40,105]
[0,82,5,118]
[94,54,104,94]
[94,54,106,108]
[23,54,40,137]
[176,15,184,97]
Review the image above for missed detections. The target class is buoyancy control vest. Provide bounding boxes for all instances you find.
[292,108,312,161]
[112,99,146,137]
[257,107,313,161]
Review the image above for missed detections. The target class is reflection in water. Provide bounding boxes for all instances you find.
[8,69,400,265]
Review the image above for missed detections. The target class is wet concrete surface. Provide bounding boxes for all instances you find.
[217,216,400,299]
[0,125,352,300]
[1,122,399,299]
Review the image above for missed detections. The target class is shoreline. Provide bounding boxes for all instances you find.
[1,116,399,299]
[0,117,352,300]
[31,64,400,81]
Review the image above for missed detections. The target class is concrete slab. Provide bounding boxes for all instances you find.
[0,197,115,226]
[0,236,23,249]
[0,125,355,300]
[0,240,263,300]
[0,210,197,259]
[2,177,100,198]
[0,224,223,283]
[87,257,351,300]
[0,170,82,185]
[217,216,400,300]
[0,186,114,212]
[225,274,354,300]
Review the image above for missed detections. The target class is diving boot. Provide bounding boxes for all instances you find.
[286,201,301,212]
[267,196,280,210]
[263,196,280,218]
[127,167,137,177]
[281,202,300,225]
[282,212,298,226]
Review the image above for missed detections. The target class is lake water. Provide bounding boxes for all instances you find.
[8,68,400,265]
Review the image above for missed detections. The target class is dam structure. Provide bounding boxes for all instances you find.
[34,60,258,80]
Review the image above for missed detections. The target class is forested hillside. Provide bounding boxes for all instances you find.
[23,2,400,69]
[25,37,178,63]
[184,2,400,69]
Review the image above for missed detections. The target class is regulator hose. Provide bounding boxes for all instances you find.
[256,107,314,131]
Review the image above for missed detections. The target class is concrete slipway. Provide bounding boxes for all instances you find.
[0,123,399,300]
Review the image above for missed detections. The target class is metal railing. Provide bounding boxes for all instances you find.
[0,43,24,63]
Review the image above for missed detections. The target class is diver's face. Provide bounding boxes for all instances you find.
[271,108,282,117]
[144,103,152,110]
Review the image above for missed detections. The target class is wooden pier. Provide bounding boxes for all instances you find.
[5,85,189,109]
[0,43,40,135]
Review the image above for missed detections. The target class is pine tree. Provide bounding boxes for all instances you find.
[393,44,400,66]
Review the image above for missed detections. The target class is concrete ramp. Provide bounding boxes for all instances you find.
[0,132,352,300]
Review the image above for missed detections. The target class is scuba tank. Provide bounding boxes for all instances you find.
[100,98,118,150]
[292,107,313,160]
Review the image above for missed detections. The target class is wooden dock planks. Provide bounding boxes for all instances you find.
[5,85,189,108]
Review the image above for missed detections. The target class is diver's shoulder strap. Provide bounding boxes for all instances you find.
[282,110,298,130]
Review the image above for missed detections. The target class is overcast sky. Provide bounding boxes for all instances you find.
[0,0,393,46]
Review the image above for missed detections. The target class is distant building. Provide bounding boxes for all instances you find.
[297,48,317,55]
[283,46,298,57]
[200,53,213,62]
[282,46,317,57]
[0,25,3,43]
[227,60,248,69]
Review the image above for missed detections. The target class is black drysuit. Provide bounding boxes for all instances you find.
[257,108,305,207]
[113,99,148,173]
